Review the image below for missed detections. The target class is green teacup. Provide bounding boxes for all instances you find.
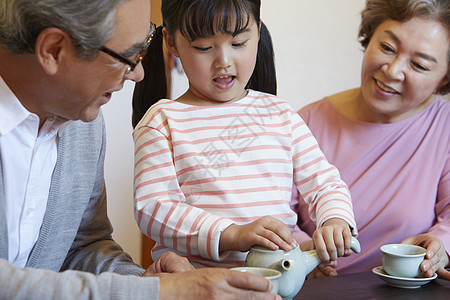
[231,266,281,294]
[381,244,426,278]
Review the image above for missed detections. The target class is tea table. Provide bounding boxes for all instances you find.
[294,270,450,299]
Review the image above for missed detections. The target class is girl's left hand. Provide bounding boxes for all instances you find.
[402,233,450,279]
[311,218,353,263]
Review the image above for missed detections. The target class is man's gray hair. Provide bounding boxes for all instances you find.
[0,0,126,60]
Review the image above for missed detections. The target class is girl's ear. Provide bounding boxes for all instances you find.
[35,27,72,75]
[163,28,179,57]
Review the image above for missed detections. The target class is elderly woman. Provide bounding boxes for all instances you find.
[293,0,449,280]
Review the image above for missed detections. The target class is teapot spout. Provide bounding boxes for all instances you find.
[271,259,293,273]
[270,259,296,298]
[281,259,293,271]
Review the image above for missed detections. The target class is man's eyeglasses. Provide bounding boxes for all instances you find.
[100,22,156,76]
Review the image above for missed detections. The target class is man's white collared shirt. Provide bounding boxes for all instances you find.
[0,76,69,267]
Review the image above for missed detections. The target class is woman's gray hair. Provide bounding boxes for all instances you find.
[358,0,450,95]
[0,0,126,60]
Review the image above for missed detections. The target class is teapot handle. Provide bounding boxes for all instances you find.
[350,236,361,254]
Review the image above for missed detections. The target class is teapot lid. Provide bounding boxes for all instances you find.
[250,245,284,252]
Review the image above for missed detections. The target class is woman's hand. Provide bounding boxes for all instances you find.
[402,233,450,279]
[219,216,297,252]
[436,269,450,280]
[142,251,195,276]
[305,263,338,279]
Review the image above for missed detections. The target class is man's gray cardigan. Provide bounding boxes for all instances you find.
[0,113,159,299]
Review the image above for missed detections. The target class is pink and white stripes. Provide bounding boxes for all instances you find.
[133,90,356,268]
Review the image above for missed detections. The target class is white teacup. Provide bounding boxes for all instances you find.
[231,267,281,294]
[380,244,426,278]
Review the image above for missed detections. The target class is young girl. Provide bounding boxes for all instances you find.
[133,0,357,268]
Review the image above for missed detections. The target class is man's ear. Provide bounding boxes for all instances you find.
[34,28,72,75]
[162,27,179,58]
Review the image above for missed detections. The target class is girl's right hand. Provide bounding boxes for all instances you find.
[300,240,338,279]
[219,216,297,252]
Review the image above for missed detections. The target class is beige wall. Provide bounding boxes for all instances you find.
[150,0,162,25]
[261,0,365,109]
[103,0,447,265]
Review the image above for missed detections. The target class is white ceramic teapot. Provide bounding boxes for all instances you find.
[245,236,361,300]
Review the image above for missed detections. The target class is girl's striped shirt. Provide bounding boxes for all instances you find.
[133,90,356,268]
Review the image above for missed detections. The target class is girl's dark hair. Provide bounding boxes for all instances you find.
[247,21,277,95]
[132,26,167,128]
[132,0,277,127]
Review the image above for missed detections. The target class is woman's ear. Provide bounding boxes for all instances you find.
[162,28,179,57]
[436,72,449,94]
[35,27,72,75]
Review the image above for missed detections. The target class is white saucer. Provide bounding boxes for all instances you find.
[372,266,437,289]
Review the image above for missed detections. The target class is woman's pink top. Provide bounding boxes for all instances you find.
[293,95,450,273]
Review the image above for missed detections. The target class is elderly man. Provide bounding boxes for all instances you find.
[0,0,279,299]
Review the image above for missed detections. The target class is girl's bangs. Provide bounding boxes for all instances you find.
[180,0,254,41]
